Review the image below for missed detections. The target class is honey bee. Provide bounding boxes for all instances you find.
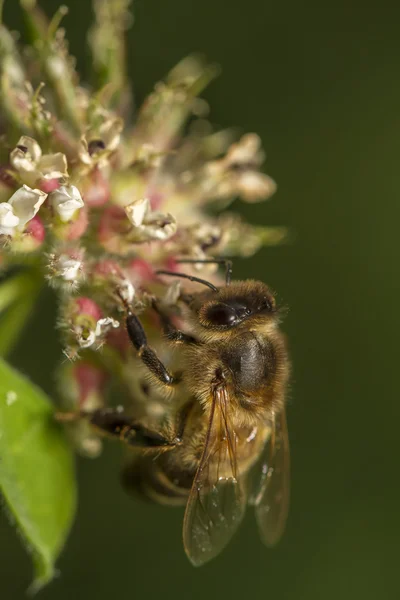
[63,259,290,565]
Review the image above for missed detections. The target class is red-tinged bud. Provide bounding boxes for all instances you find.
[93,258,125,279]
[127,258,155,284]
[11,215,46,253]
[66,207,89,241]
[164,256,179,271]
[91,259,135,307]
[148,188,164,211]
[98,205,129,253]
[57,360,107,458]
[0,165,17,189]
[74,296,103,321]
[38,178,61,193]
[74,362,108,410]
[83,168,110,207]
[26,215,46,243]
[105,326,131,357]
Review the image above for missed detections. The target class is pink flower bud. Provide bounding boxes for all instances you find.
[98,205,129,253]
[127,258,155,285]
[66,207,89,241]
[105,327,131,357]
[0,165,17,189]
[25,215,46,245]
[74,297,103,321]
[93,259,124,278]
[38,178,61,193]
[73,362,108,409]
[83,168,110,207]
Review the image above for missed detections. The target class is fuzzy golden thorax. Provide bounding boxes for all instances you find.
[179,280,289,427]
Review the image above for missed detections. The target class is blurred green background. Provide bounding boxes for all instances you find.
[1,0,399,598]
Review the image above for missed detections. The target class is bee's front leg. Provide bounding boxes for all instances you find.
[125,312,178,387]
[151,300,198,345]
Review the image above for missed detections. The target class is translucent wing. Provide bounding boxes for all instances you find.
[249,407,290,546]
[183,386,246,566]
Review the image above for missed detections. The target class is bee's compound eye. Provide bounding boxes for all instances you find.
[206,303,237,327]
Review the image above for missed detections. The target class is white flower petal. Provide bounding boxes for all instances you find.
[125,197,150,227]
[50,185,84,222]
[16,136,42,162]
[162,280,181,306]
[58,256,82,281]
[38,153,68,179]
[8,185,47,228]
[76,317,119,349]
[226,134,263,166]
[142,212,177,241]
[238,172,277,202]
[94,317,120,338]
[99,118,123,152]
[118,280,135,305]
[10,149,37,175]
[77,329,96,349]
[0,203,20,236]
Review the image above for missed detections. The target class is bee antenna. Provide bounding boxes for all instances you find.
[176,258,233,285]
[156,270,218,292]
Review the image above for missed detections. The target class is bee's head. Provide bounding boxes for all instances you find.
[195,280,279,332]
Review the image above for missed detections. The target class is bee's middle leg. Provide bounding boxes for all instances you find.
[58,407,181,450]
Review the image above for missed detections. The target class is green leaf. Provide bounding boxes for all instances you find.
[0,270,42,357]
[0,358,77,592]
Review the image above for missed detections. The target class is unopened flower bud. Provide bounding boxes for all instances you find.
[12,215,46,253]
[58,360,108,457]
[82,168,110,207]
[237,171,277,203]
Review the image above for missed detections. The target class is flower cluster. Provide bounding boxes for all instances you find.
[0,0,285,455]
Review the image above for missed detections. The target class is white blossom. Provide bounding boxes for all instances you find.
[0,186,47,236]
[77,329,96,349]
[95,317,120,338]
[237,171,277,203]
[10,136,68,187]
[8,185,47,228]
[78,115,123,167]
[58,256,83,282]
[125,197,150,227]
[0,203,20,236]
[98,117,123,152]
[225,133,264,167]
[50,185,84,222]
[76,317,119,349]
[117,279,135,305]
[162,280,181,306]
[125,197,177,242]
